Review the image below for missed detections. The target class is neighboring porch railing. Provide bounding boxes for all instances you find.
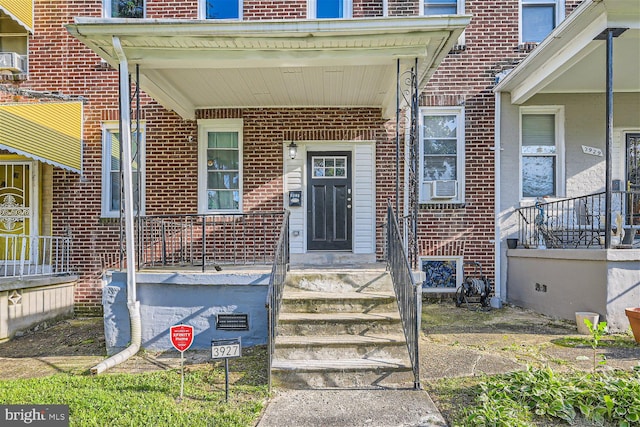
[0,234,72,278]
[265,210,290,391]
[386,200,422,390]
[514,190,640,249]
[136,212,287,271]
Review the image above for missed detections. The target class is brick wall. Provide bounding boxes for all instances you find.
[415,0,585,282]
[2,0,586,313]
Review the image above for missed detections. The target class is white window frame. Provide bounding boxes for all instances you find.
[418,107,465,204]
[421,0,465,46]
[103,0,146,18]
[420,256,463,291]
[101,122,146,218]
[519,106,565,200]
[519,0,565,44]
[199,0,243,20]
[198,119,244,214]
[421,0,464,16]
[308,0,353,19]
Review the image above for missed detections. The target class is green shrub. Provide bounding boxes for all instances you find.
[464,367,640,426]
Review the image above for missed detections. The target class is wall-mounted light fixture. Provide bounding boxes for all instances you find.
[288,141,298,160]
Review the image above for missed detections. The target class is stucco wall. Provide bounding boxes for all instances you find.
[507,249,640,332]
[498,92,640,298]
[103,271,269,355]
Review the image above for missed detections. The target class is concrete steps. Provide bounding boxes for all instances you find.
[271,267,413,389]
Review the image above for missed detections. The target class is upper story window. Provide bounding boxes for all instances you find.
[422,0,463,15]
[202,0,242,19]
[101,123,145,218]
[419,107,465,203]
[198,119,243,213]
[308,0,352,19]
[422,1,465,48]
[520,0,565,43]
[520,107,565,199]
[105,0,145,18]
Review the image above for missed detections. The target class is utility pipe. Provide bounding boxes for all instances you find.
[91,36,141,374]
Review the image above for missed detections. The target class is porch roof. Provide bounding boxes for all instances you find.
[494,0,640,104]
[0,102,83,173]
[66,16,470,119]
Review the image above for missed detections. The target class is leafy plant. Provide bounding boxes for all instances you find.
[461,367,640,427]
[584,318,608,372]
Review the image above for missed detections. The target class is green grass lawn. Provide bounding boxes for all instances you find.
[0,348,269,427]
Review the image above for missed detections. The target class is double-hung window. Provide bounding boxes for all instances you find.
[422,1,465,47]
[201,0,242,19]
[308,0,352,19]
[105,0,144,18]
[198,119,243,213]
[422,0,462,15]
[419,107,465,203]
[101,123,145,218]
[520,107,564,199]
[520,0,564,43]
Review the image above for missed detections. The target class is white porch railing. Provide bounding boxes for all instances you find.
[0,234,72,278]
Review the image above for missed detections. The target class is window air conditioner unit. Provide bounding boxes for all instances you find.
[431,180,458,199]
[0,52,27,73]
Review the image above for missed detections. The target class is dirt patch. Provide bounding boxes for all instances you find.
[0,318,106,379]
[421,301,640,380]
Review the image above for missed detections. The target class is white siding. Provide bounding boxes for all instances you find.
[284,141,375,255]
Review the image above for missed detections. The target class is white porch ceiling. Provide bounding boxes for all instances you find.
[67,17,470,119]
[496,0,640,103]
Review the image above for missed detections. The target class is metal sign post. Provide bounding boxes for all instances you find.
[170,324,194,401]
[211,338,242,402]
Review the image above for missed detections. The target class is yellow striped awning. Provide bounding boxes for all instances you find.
[0,102,83,173]
[0,0,33,33]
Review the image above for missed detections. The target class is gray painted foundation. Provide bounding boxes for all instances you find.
[103,270,270,355]
[507,249,640,332]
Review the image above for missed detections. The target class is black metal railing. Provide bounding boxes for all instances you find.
[386,200,422,390]
[136,212,287,271]
[514,190,640,249]
[265,210,290,391]
[0,234,72,278]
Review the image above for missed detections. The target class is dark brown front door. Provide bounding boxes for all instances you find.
[307,151,352,251]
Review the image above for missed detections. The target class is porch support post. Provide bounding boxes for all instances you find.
[604,28,613,249]
[596,27,628,249]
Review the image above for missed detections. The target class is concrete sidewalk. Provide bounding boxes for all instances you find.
[256,388,446,427]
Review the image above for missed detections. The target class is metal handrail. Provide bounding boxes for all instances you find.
[514,190,640,249]
[135,211,286,270]
[0,234,72,278]
[386,200,422,390]
[265,210,290,391]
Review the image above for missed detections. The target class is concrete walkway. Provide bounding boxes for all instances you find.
[256,388,446,427]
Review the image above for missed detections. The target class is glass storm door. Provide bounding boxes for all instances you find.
[0,162,32,260]
[307,152,352,251]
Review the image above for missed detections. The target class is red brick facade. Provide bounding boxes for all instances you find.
[1,0,584,314]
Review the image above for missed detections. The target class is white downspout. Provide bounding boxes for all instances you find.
[492,90,503,307]
[91,36,141,374]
